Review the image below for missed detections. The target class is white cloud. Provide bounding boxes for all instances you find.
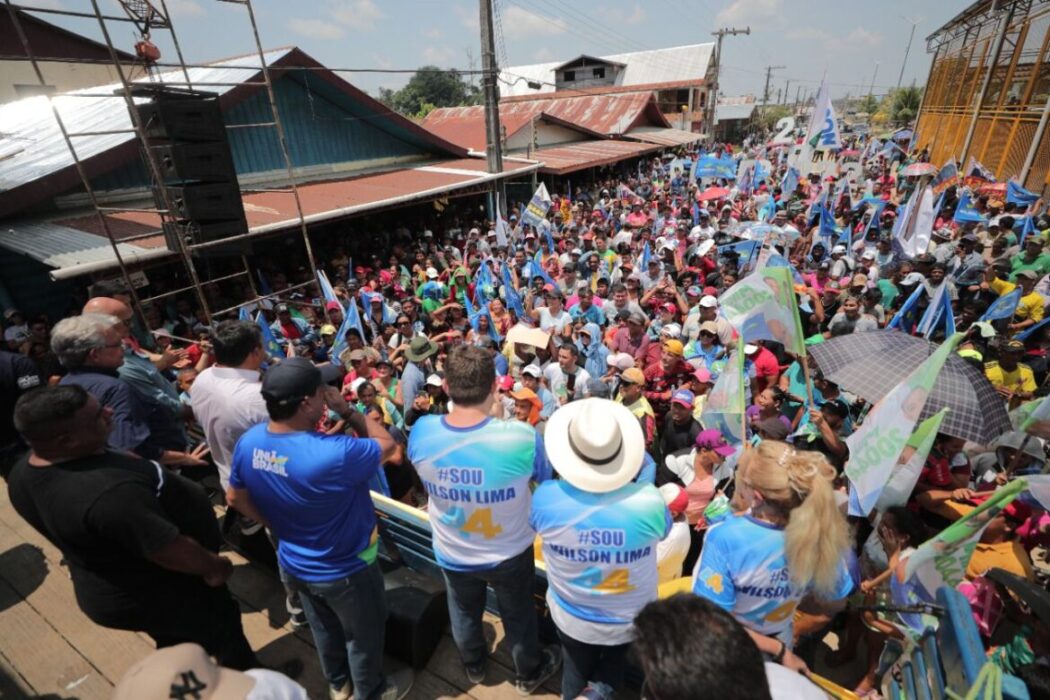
[534,47,555,61]
[165,0,204,17]
[715,0,782,25]
[371,52,393,70]
[609,4,645,25]
[422,46,455,64]
[422,27,443,39]
[331,0,384,31]
[289,17,345,40]
[501,5,568,39]
[454,4,480,30]
[845,27,882,47]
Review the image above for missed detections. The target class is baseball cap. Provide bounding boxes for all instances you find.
[1016,269,1038,280]
[583,378,612,399]
[824,280,843,295]
[261,358,343,406]
[691,367,713,384]
[1004,339,1025,353]
[861,250,876,260]
[114,643,255,700]
[620,367,646,385]
[497,375,515,391]
[425,373,444,388]
[608,352,635,371]
[521,364,543,378]
[686,285,702,297]
[901,272,925,286]
[659,483,689,518]
[671,389,695,408]
[660,322,682,339]
[425,267,439,279]
[320,324,337,336]
[695,429,735,457]
[831,244,847,254]
[663,339,684,356]
[699,320,719,336]
[325,300,343,312]
[756,417,791,441]
[851,274,869,288]
[744,343,758,354]
[699,295,718,308]
[660,302,677,314]
[348,349,366,362]
[275,303,290,313]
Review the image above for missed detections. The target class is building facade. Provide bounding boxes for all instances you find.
[916,0,1050,192]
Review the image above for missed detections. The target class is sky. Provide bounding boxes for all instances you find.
[43,0,970,102]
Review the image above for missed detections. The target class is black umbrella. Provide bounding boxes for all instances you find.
[808,331,1011,444]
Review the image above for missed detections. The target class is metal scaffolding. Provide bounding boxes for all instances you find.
[2,0,329,325]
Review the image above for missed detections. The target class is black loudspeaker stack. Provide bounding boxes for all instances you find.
[132,87,251,257]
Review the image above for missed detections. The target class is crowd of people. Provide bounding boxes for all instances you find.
[5,131,1050,700]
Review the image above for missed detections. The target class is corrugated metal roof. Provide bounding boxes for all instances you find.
[0,48,294,195]
[0,220,171,270]
[500,43,713,98]
[423,92,668,151]
[0,157,540,278]
[715,102,758,123]
[531,140,660,175]
[625,127,703,147]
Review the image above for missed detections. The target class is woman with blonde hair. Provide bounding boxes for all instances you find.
[692,440,853,674]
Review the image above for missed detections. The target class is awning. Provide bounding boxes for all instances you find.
[531,140,661,175]
[0,157,540,279]
[625,127,703,147]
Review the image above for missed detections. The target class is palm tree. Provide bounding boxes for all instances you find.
[889,86,923,125]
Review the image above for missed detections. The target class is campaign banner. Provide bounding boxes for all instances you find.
[718,266,806,355]
[521,183,552,228]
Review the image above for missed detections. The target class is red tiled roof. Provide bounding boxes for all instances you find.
[422,92,670,151]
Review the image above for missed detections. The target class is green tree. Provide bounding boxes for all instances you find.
[855,93,879,115]
[889,86,923,125]
[753,104,792,133]
[377,66,480,116]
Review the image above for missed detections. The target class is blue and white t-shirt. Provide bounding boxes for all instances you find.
[531,480,670,645]
[692,514,854,643]
[407,416,551,571]
[230,424,381,582]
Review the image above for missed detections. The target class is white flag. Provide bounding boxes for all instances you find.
[896,184,935,259]
[521,183,552,228]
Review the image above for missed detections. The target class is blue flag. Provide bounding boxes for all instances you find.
[916,285,955,338]
[694,154,737,180]
[753,160,768,185]
[1007,180,1039,207]
[329,298,364,362]
[953,193,988,225]
[500,262,526,319]
[1018,317,1050,341]
[759,196,776,223]
[641,241,652,269]
[529,252,557,288]
[781,167,799,197]
[980,289,1022,322]
[1019,215,1037,247]
[887,285,925,333]
[317,270,339,306]
[238,306,251,322]
[256,270,273,296]
[256,311,283,358]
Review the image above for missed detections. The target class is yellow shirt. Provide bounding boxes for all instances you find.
[965,540,1033,581]
[1015,291,1045,322]
[984,362,1037,393]
[989,277,1017,297]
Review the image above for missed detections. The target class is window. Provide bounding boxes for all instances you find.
[563,70,575,82]
[592,67,605,79]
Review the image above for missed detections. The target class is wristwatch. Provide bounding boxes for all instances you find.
[773,641,787,664]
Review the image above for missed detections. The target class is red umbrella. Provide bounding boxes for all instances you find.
[697,186,730,202]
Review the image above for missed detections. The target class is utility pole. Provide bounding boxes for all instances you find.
[762,64,785,105]
[868,61,880,99]
[479,0,505,215]
[706,25,750,143]
[783,79,790,105]
[897,16,921,89]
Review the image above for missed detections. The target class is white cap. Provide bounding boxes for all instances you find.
[425,374,443,388]
[487,229,497,237]
[608,352,635,371]
[744,344,758,354]
[469,227,480,235]
[660,322,682,339]
[699,295,719,308]
[423,229,434,237]
[696,239,715,257]
[861,250,876,260]
[902,271,925,285]
[661,241,676,251]
[522,364,543,378]
[350,377,368,393]
[572,248,583,255]
[831,244,847,254]
[425,267,439,279]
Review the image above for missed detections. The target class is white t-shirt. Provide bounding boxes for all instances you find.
[189,366,268,489]
[764,662,827,700]
[245,669,309,699]
[543,364,591,403]
[537,307,572,337]
[657,520,691,583]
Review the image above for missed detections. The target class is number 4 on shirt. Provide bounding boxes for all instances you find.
[440,506,503,539]
[570,566,636,593]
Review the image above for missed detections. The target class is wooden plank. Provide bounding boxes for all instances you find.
[425,634,561,700]
[0,520,155,685]
[0,576,112,699]
[405,667,475,700]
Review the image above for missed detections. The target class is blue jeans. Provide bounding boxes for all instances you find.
[281,562,388,699]
[556,628,629,700]
[441,546,542,682]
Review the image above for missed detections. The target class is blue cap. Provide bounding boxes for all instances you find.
[671,389,695,407]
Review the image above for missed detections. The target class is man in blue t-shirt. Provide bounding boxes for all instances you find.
[227,358,411,700]
[407,345,561,693]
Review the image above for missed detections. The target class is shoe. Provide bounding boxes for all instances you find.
[379,667,414,700]
[464,660,486,684]
[240,516,264,536]
[286,596,308,629]
[578,687,607,700]
[329,681,351,700]
[515,646,561,696]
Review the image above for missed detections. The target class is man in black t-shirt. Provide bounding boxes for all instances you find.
[7,384,257,670]
[0,349,41,477]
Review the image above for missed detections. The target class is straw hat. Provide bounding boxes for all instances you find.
[545,398,644,493]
